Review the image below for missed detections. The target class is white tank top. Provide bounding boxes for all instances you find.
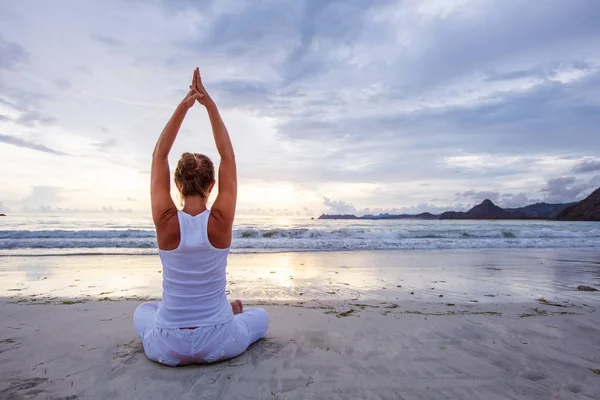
[155,210,233,328]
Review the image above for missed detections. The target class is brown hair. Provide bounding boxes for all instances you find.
[174,152,215,198]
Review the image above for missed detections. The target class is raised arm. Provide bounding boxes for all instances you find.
[193,68,237,247]
[151,75,203,231]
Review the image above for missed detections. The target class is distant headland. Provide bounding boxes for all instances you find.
[318,187,600,222]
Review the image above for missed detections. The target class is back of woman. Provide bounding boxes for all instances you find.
[132,68,269,367]
[156,210,231,329]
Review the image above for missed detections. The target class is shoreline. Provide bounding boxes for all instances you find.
[3,243,600,257]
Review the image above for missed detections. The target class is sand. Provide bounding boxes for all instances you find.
[1,300,599,399]
[1,249,599,399]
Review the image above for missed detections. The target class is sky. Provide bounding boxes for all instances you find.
[1,0,600,217]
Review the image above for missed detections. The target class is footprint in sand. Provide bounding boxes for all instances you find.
[563,383,582,394]
[519,370,546,382]
[113,339,144,366]
[0,377,48,398]
[247,338,285,366]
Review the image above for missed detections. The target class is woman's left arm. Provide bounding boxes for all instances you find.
[151,78,204,226]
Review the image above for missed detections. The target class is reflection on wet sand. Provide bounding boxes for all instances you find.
[1,248,599,305]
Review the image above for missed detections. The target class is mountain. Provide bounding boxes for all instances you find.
[556,187,600,221]
[318,214,359,220]
[439,199,524,220]
[414,212,439,220]
[361,213,411,220]
[316,195,598,221]
[319,213,437,220]
[506,202,575,219]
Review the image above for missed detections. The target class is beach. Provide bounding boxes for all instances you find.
[1,248,599,399]
[3,0,600,398]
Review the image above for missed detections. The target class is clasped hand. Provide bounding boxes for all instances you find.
[181,67,214,109]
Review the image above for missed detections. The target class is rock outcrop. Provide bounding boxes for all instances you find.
[317,214,359,220]
[507,202,574,219]
[556,187,600,221]
[440,199,523,220]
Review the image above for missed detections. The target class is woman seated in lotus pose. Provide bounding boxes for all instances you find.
[133,68,269,366]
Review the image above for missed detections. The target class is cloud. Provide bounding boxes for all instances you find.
[540,176,593,203]
[322,197,357,215]
[76,65,93,75]
[20,186,65,209]
[0,134,68,155]
[15,111,57,127]
[572,159,600,174]
[54,79,71,91]
[90,34,125,47]
[93,138,117,152]
[500,193,535,208]
[455,190,500,204]
[0,36,27,70]
[2,0,600,213]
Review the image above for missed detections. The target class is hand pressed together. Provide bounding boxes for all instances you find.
[179,67,213,109]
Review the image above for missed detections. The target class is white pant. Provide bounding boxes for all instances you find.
[134,302,269,366]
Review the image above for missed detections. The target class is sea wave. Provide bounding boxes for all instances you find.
[0,226,599,254]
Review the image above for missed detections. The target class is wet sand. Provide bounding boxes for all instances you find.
[0,249,599,399]
[2,248,600,304]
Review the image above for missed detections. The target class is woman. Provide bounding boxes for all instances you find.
[133,68,269,366]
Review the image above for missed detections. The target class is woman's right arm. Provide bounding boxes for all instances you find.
[194,68,237,247]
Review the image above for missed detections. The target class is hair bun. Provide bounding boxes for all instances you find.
[174,152,215,198]
[180,153,200,178]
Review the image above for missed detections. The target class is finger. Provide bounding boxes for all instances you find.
[196,67,202,84]
[194,68,201,90]
[192,69,198,89]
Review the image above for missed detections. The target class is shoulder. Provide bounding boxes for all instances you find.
[156,210,181,250]
[207,210,232,249]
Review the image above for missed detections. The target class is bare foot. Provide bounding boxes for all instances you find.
[230,299,243,315]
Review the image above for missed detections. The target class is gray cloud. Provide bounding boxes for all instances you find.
[0,85,48,112]
[76,65,93,75]
[485,62,594,82]
[456,190,500,204]
[0,134,68,155]
[2,0,600,212]
[572,159,600,174]
[54,79,71,90]
[540,176,593,203]
[16,111,57,127]
[90,34,125,47]
[0,36,27,70]
[500,193,536,208]
[93,138,117,152]
[172,1,600,193]
[455,191,538,208]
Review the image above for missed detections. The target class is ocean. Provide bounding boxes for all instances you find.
[1,213,599,256]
